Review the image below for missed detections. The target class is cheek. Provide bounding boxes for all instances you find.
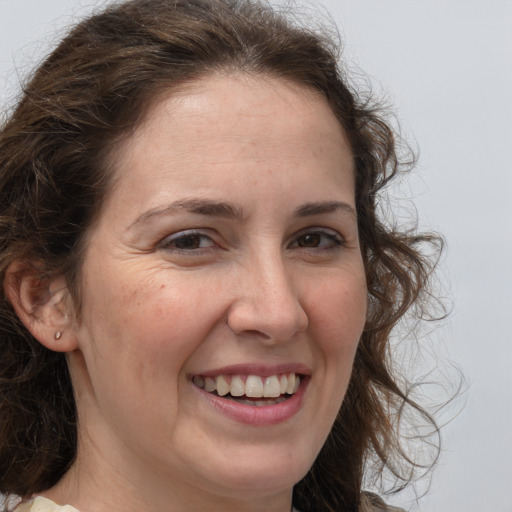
[299,272,367,446]
[307,272,367,350]
[84,270,226,363]
[73,270,227,420]
[306,271,366,407]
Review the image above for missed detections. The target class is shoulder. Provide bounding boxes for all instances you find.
[360,492,406,512]
[13,497,80,512]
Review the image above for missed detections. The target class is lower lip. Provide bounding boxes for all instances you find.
[194,378,308,426]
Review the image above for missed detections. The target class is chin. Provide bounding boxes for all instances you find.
[197,447,311,499]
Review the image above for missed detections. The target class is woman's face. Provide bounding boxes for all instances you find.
[67,74,367,506]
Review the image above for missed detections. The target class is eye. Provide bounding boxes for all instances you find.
[290,229,344,250]
[159,230,216,252]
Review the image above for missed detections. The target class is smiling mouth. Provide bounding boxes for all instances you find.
[193,373,301,406]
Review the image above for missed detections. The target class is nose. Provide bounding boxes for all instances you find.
[227,255,309,343]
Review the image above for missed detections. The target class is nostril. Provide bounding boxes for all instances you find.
[239,329,271,340]
[226,319,273,340]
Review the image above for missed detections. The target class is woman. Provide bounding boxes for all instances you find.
[0,1,442,511]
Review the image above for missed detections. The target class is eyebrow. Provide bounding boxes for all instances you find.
[130,199,245,228]
[129,198,356,229]
[294,201,357,218]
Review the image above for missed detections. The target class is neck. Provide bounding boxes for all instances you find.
[42,442,294,512]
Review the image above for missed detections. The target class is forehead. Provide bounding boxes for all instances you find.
[104,73,354,214]
[119,73,350,159]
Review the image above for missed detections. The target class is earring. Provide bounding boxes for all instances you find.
[54,331,62,340]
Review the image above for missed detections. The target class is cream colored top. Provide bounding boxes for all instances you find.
[15,497,302,512]
[14,497,79,512]
[15,495,400,512]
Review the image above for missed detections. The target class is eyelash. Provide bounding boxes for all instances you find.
[158,230,216,254]
[289,229,345,251]
[158,228,345,254]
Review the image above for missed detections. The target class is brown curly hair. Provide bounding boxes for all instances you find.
[0,0,443,510]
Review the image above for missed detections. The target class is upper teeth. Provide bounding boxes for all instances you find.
[193,373,301,398]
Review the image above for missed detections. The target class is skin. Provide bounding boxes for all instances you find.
[40,74,368,512]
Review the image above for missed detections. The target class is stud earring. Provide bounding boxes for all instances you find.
[54,331,62,340]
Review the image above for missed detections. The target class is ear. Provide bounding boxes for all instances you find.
[3,260,78,352]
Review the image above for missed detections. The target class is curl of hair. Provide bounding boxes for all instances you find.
[0,1,444,510]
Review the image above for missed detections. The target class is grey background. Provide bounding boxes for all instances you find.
[0,1,510,511]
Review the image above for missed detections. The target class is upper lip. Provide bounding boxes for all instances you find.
[190,363,311,378]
